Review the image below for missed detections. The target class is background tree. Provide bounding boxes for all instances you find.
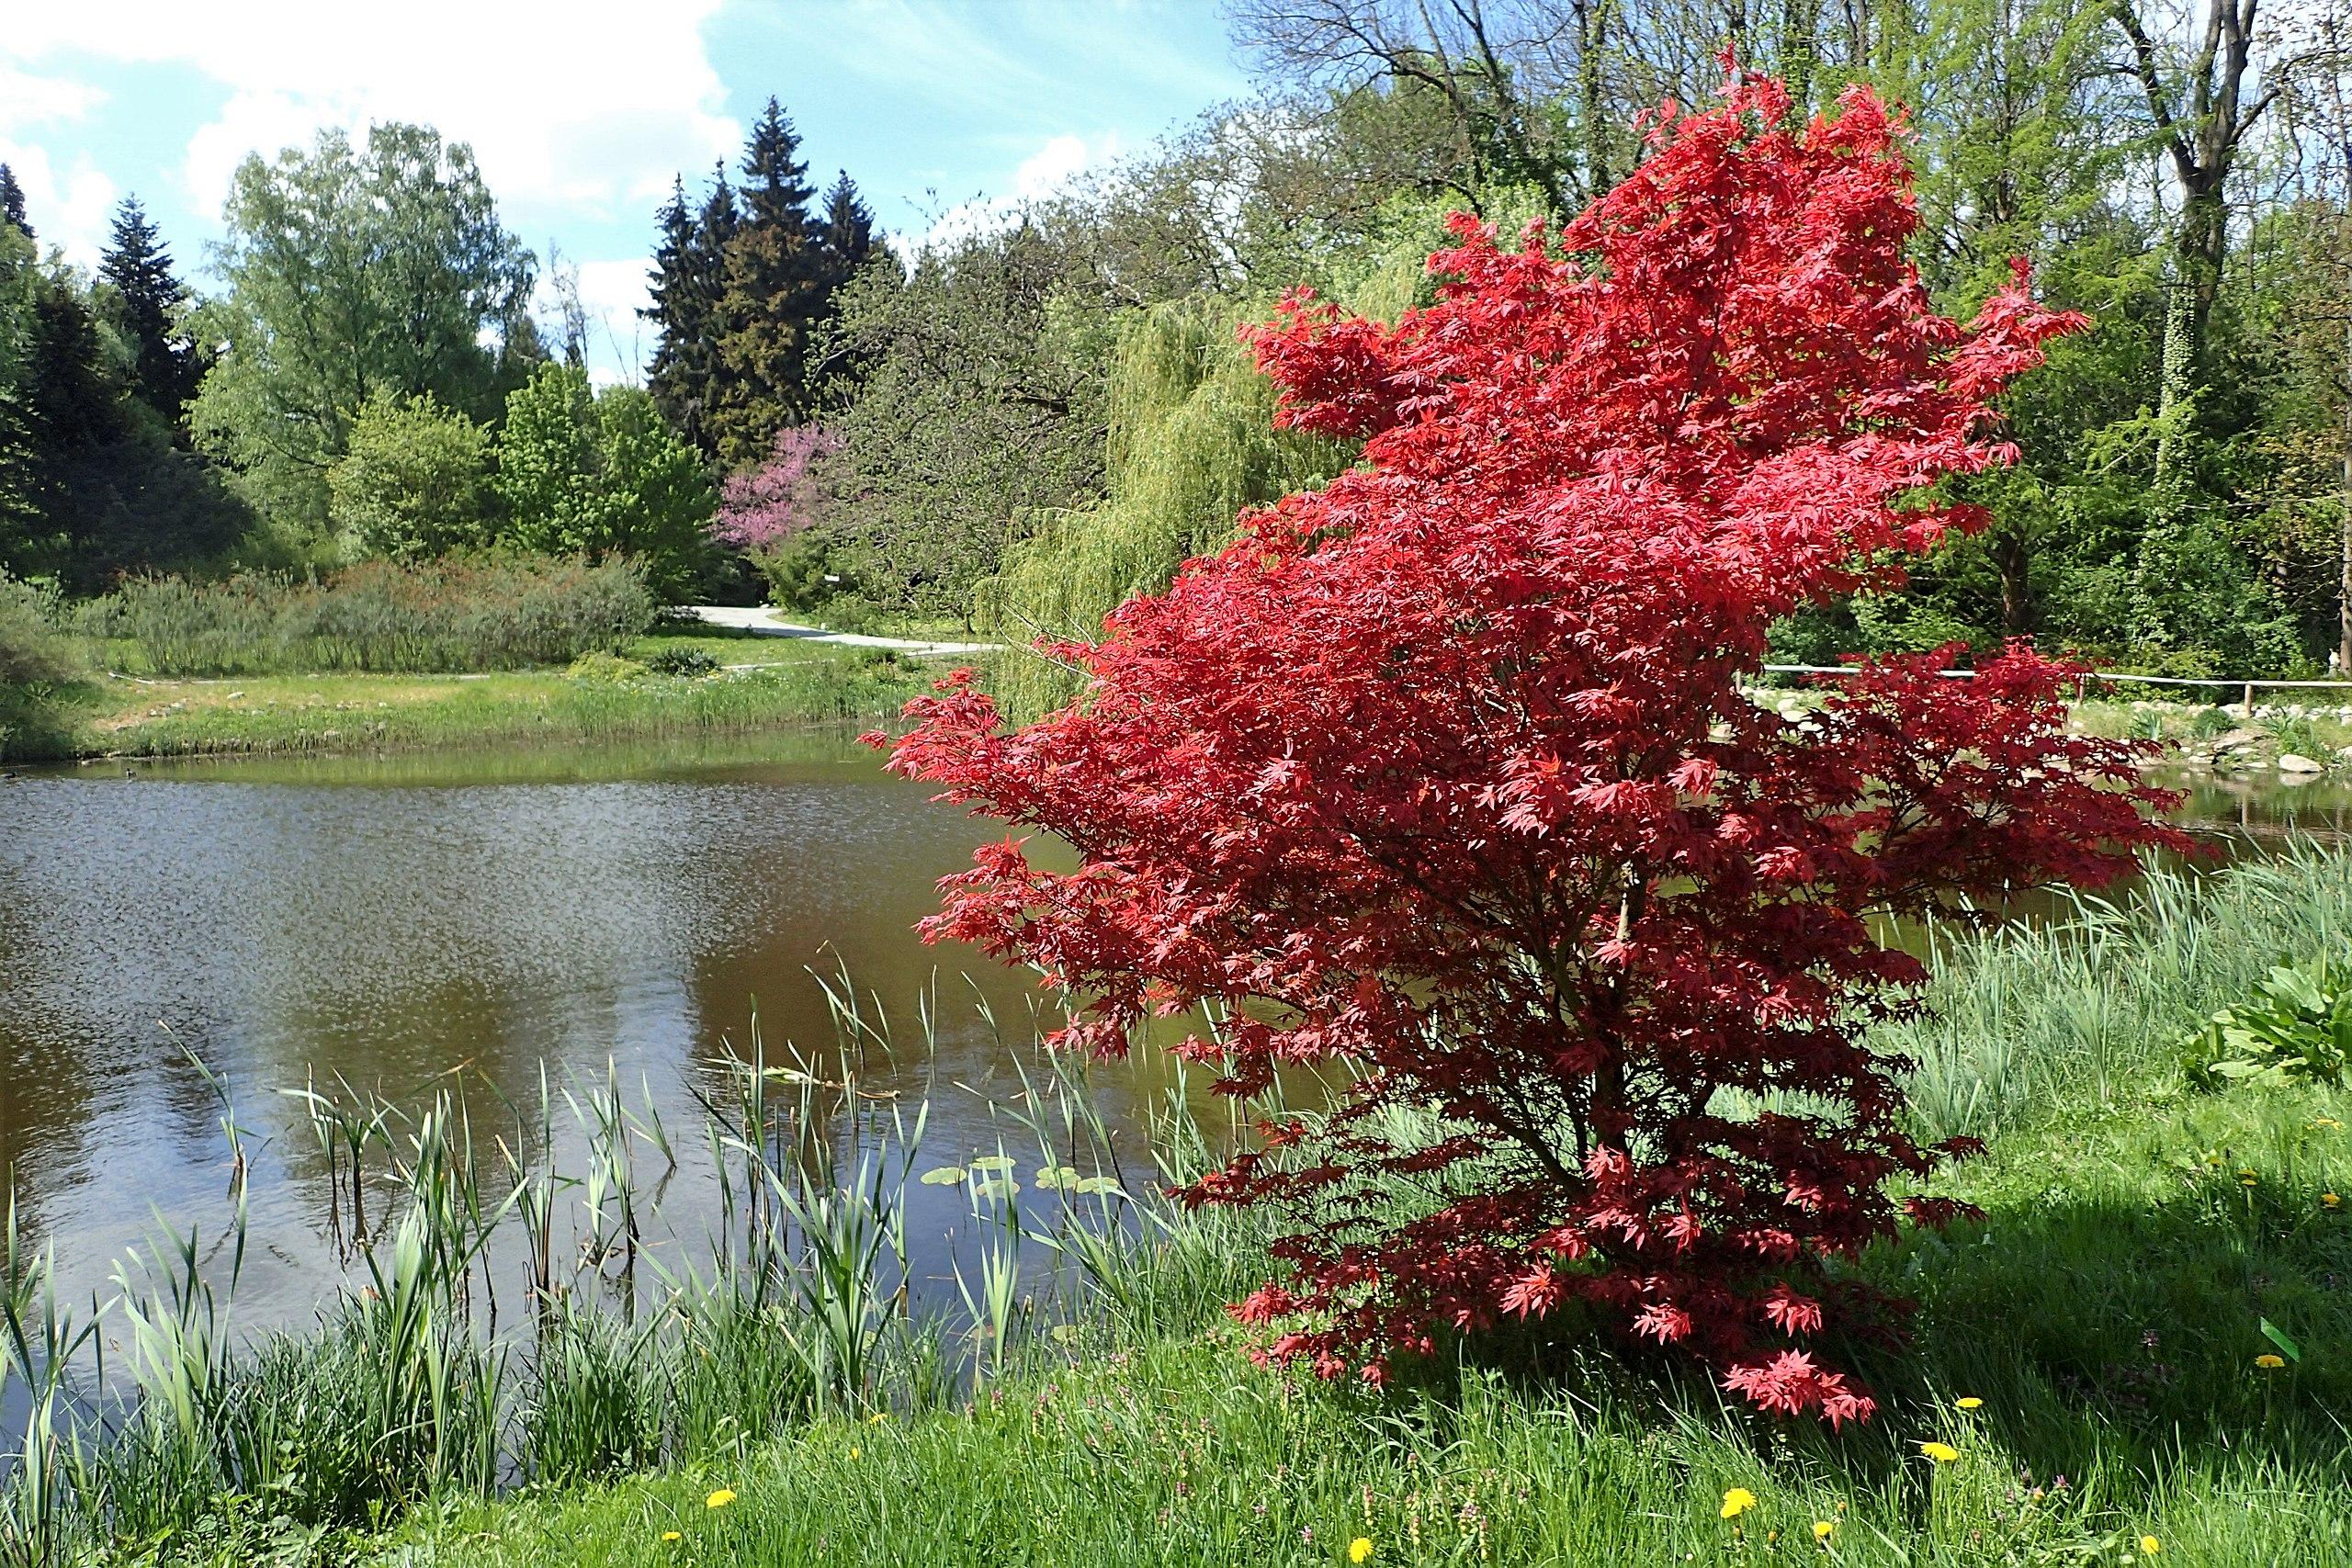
[328,391,495,558]
[96,196,202,431]
[819,172,875,278]
[645,164,740,462]
[495,364,713,598]
[189,122,537,539]
[2106,0,2282,479]
[0,165,28,242]
[813,221,1108,620]
[709,99,825,466]
[1226,0,1599,214]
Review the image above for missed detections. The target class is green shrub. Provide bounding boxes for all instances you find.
[329,390,495,558]
[0,572,85,757]
[753,530,848,615]
[2191,956,2352,1088]
[103,554,656,675]
[564,650,649,683]
[641,644,720,678]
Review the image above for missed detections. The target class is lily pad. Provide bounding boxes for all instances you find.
[919,1166,967,1187]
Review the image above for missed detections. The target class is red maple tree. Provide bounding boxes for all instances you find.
[878,73,2188,1424]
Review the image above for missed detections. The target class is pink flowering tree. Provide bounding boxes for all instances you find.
[710,425,841,552]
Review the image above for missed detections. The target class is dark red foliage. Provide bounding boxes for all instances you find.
[876,73,2188,1424]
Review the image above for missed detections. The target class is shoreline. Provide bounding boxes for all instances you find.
[6,634,940,764]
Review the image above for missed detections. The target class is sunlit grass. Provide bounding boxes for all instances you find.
[25,636,931,761]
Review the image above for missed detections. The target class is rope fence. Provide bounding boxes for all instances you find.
[1760,664,2352,709]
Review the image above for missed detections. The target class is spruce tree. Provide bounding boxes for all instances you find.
[710,99,824,466]
[98,196,201,427]
[819,170,875,280]
[663,164,738,460]
[643,175,701,442]
[0,164,28,241]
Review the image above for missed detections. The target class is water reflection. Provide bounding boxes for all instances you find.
[0,732,1190,1320]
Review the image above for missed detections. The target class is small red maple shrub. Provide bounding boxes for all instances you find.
[877,73,2189,1424]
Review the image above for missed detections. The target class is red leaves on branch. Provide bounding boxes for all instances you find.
[878,73,2188,1423]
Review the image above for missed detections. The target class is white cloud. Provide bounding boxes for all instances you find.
[0,140,118,270]
[4,1,739,227]
[0,62,106,132]
[906,131,1118,256]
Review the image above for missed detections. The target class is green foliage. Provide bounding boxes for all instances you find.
[96,195,201,425]
[2192,957,2352,1089]
[814,227,1104,620]
[752,527,845,614]
[974,299,1355,715]
[563,650,650,683]
[100,554,653,676]
[0,570,84,757]
[189,122,537,537]
[328,391,493,559]
[494,367,713,601]
[640,642,719,677]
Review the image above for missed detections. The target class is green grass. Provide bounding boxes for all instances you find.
[12,634,932,761]
[366,850,2352,1568]
[383,1084,2352,1567]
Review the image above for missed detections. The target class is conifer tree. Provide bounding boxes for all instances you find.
[643,175,703,445]
[819,170,875,280]
[710,99,825,466]
[651,164,739,461]
[98,196,201,427]
[0,164,28,241]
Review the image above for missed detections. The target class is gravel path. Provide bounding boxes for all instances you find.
[683,604,1000,658]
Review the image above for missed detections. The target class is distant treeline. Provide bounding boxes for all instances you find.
[10,3,2352,680]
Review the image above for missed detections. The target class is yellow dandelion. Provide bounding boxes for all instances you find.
[867,1411,889,1425]
[2241,1177,2259,1188]
[2325,1193,2342,1209]
[1813,1519,1836,1540]
[706,1487,738,1510]
[1918,1441,1961,1464]
[1955,1396,1983,1410]
[1351,1539,1374,1564]
[850,1446,861,1460]
[1720,1487,1758,1519]
[662,1531,681,1543]
[2256,1353,2286,1369]
[2141,1537,2161,1555]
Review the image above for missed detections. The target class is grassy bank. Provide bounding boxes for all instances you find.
[8,629,933,761]
[6,852,2350,1564]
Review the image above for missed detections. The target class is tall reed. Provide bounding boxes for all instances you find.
[0,980,1231,1560]
[93,554,655,677]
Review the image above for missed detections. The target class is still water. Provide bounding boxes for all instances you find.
[0,731,1196,1322]
[0,737,2342,1319]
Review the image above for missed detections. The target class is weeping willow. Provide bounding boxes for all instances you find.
[974,299,1352,688]
[972,188,1542,718]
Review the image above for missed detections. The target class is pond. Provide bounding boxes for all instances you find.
[0,731,1199,1325]
[0,735,2342,1322]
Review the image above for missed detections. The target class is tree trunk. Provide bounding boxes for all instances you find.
[2340,310,2352,673]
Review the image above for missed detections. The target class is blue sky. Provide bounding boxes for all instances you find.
[0,1,1250,380]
